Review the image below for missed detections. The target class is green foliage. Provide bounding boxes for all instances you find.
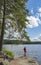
[0,0,30,46]
[3,40,41,44]
[2,49,14,57]
[3,40,24,44]
[0,0,29,29]
[3,39,31,44]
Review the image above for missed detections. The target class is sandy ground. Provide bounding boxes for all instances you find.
[10,57,39,65]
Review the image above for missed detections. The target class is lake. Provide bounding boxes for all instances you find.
[3,44,41,64]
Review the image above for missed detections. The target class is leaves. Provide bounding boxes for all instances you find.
[0,0,30,42]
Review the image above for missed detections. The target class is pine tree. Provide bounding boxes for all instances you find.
[0,0,30,51]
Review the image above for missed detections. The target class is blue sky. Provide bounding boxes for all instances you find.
[26,0,41,41]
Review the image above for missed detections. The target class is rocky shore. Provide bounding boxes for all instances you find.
[10,57,39,65]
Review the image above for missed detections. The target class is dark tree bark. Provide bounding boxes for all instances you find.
[0,0,5,51]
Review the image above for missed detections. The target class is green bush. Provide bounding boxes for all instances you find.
[2,49,14,57]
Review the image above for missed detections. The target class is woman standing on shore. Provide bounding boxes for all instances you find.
[24,47,26,56]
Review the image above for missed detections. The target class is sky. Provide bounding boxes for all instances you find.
[26,0,41,41]
[4,0,41,41]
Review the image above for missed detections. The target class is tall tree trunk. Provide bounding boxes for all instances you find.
[0,0,5,51]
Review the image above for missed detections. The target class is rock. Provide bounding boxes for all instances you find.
[10,57,39,65]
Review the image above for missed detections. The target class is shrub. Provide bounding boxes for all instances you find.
[2,49,14,58]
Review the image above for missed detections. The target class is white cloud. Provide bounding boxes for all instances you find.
[26,16,41,28]
[31,37,38,41]
[31,9,34,14]
[31,34,41,41]
[37,7,41,17]
[26,7,41,28]
[39,13,41,17]
[39,34,41,36]
[38,34,41,40]
[38,7,41,13]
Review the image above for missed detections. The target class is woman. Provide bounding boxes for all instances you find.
[24,47,26,56]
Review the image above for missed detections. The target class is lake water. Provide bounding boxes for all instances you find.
[3,44,41,64]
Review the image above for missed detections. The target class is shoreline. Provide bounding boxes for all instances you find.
[10,56,40,65]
